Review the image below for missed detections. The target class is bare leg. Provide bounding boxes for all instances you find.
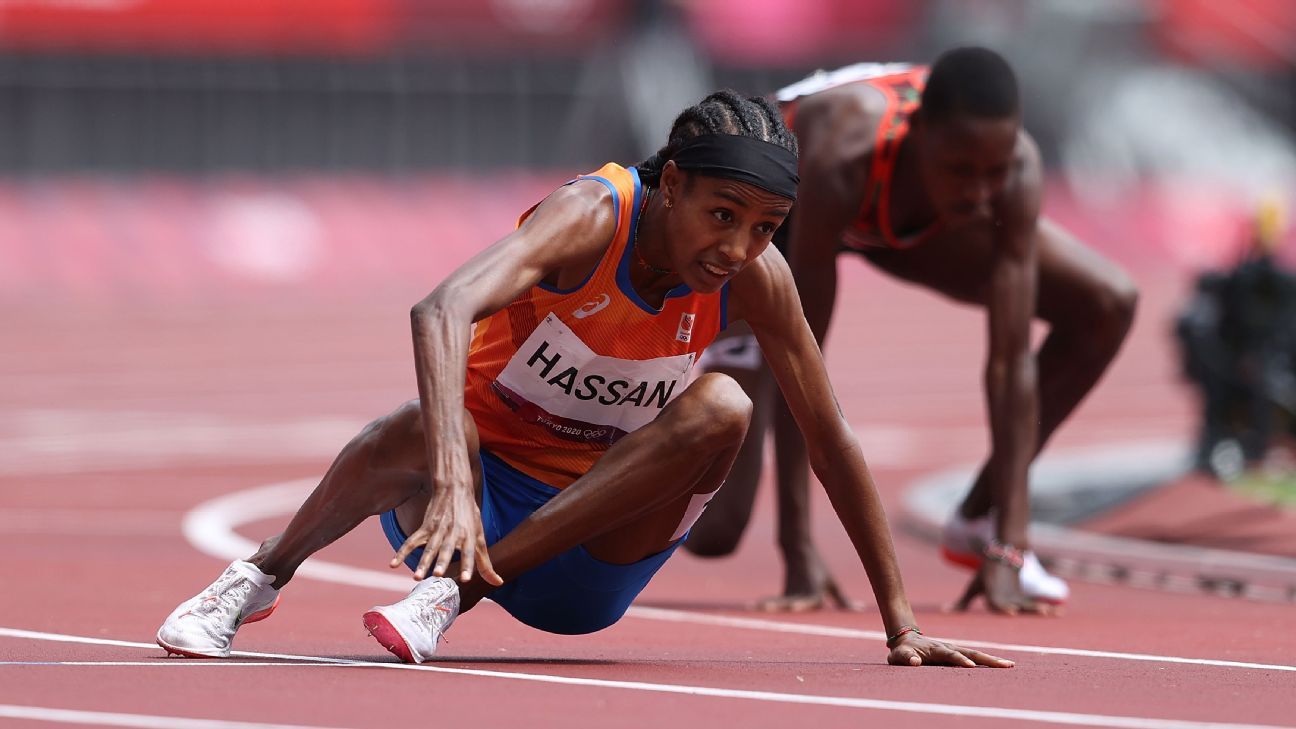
[248,400,481,589]
[451,373,753,611]
[155,399,478,659]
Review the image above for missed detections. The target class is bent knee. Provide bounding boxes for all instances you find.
[678,373,754,448]
[1101,271,1139,328]
[1056,271,1139,345]
[1087,273,1139,350]
[366,400,425,467]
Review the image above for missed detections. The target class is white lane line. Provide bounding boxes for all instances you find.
[0,704,349,729]
[184,480,1296,674]
[0,662,343,667]
[0,627,1288,729]
[0,628,151,651]
[625,608,1296,672]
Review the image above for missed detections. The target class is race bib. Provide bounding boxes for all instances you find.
[492,313,695,445]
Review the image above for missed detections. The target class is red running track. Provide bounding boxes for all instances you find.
[2,262,1294,729]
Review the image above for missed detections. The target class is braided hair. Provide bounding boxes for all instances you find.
[637,90,798,188]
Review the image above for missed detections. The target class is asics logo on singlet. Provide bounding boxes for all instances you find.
[572,294,611,319]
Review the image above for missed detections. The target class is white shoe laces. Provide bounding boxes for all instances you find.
[190,574,254,621]
[409,580,457,642]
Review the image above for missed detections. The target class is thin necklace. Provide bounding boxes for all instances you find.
[633,187,674,276]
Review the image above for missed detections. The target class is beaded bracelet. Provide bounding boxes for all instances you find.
[886,625,923,647]
[983,539,1026,570]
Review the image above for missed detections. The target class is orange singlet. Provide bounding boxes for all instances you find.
[777,63,939,252]
[464,163,727,488]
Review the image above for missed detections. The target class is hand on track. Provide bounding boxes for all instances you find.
[952,560,1057,616]
[887,634,1015,668]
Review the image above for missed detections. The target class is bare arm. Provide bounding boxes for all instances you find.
[733,254,912,630]
[398,180,617,582]
[731,255,1012,668]
[983,139,1043,547]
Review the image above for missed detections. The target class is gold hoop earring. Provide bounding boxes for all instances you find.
[664,199,673,209]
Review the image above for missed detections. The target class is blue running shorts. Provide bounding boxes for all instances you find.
[380,449,683,635]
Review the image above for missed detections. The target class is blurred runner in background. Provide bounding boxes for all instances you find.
[687,47,1138,615]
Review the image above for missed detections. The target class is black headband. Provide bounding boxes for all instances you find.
[671,134,799,200]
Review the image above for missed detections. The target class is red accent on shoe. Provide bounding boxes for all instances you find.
[940,545,983,571]
[363,610,415,663]
[243,594,281,625]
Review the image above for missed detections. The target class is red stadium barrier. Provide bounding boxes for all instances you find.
[0,0,628,55]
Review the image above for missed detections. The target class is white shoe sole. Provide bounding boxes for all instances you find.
[156,594,281,659]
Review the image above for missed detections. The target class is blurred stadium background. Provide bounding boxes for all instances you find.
[5,0,1296,507]
[1,0,1292,308]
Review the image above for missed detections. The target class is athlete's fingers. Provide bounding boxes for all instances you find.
[887,646,922,667]
[986,596,1019,616]
[939,645,977,668]
[390,539,411,568]
[458,541,476,583]
[413,526,446,580]
[431,527,461,579]
[957,647,1014,668]
[1018,597,1048,615]
[418,519,451,579]
[474,534,503,586]
[391,529,427,569]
